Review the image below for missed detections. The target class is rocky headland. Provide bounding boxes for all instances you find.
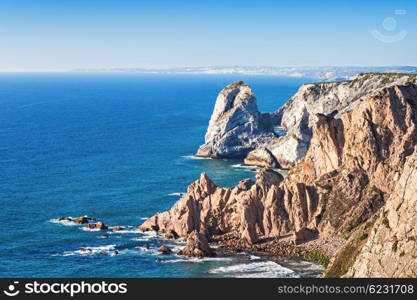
[196,81,275,158]
[140,73,417,277]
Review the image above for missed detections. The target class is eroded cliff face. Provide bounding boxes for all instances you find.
[196,81,275,158]
[258,73,417,168]
[339,147,417,277]
[141,77,417,276]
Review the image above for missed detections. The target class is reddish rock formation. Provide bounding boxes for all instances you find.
[86,221,108,230]
[165,229,179,239]
[140,80,417,277]
[58,216,95,224]
[177,230,216,257]
[334,146,417,277]
[111,226,124,232]
[139,169,285,245]
[158,246,172,255]
[293,227,318,245]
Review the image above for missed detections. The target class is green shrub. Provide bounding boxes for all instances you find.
[303,250,331,266]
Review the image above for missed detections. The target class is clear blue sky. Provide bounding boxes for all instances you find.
[0,0,416,71]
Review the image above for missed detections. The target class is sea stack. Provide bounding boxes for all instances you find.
[196,81,275,158]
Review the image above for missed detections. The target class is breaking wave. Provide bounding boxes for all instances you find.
[209,261,299,278]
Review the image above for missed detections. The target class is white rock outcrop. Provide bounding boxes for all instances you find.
[196,81,275,158]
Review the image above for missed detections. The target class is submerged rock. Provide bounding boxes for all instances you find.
[196,81,275,158]
[58,216,96,224]
[165,229,179,239]
[111,226,124,232]
[158,245,172,255]
[177,231,216,258]
[86,221,108,230]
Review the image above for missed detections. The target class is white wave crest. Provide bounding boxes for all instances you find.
[109,226,139,234]
[231,164,259,172]
[167,192,185,197]
[49,218,79,226]
[209,261,298,278]
[181,155,211,160]
[80,227,102,232]
[161,257,233,263]
[131,231,158,242]
[56,245,117,257]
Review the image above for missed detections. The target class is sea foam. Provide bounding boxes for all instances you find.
[49,217,79,226]
[209,261,299,278]
[56,245,118,257]
[181,155,211,160]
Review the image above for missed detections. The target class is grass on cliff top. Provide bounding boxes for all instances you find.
[304,72,417,86]
[357,72,417,77]
[227,81,248,89]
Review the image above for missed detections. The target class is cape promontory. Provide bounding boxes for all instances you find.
[141,73,417,277]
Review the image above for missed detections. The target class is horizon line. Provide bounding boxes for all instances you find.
[0,65,417,73]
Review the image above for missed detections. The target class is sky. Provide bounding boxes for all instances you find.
[0,0,416,71]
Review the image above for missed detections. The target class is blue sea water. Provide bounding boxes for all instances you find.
[0,73,323,278]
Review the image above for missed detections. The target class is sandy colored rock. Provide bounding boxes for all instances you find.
[86,221,108,230]
[294,227,318,245]
[341,146,417,277]
[268,73,417,167]
[177,231,216,257]
[139,169,285,243]
[142,76,417,277]
[158,246,172,255]
[165,229,179,239]
[111,226,124,232]
[59,216,96,224]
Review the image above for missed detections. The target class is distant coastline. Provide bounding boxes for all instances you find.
[71,66,417,81]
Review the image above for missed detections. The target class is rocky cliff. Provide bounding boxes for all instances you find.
[264,73,417,168]
[330,146,417,277]
[141,74,417,277]
[196,73,416,168]
[196,81,275,158]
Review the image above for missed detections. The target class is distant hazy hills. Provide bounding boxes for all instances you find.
[72,66,417,81]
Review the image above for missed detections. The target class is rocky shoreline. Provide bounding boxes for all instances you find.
[140,73,417,277]
[211,234,345,268]
[53,213,329,276]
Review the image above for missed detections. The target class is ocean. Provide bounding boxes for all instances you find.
[0,73,324,277]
